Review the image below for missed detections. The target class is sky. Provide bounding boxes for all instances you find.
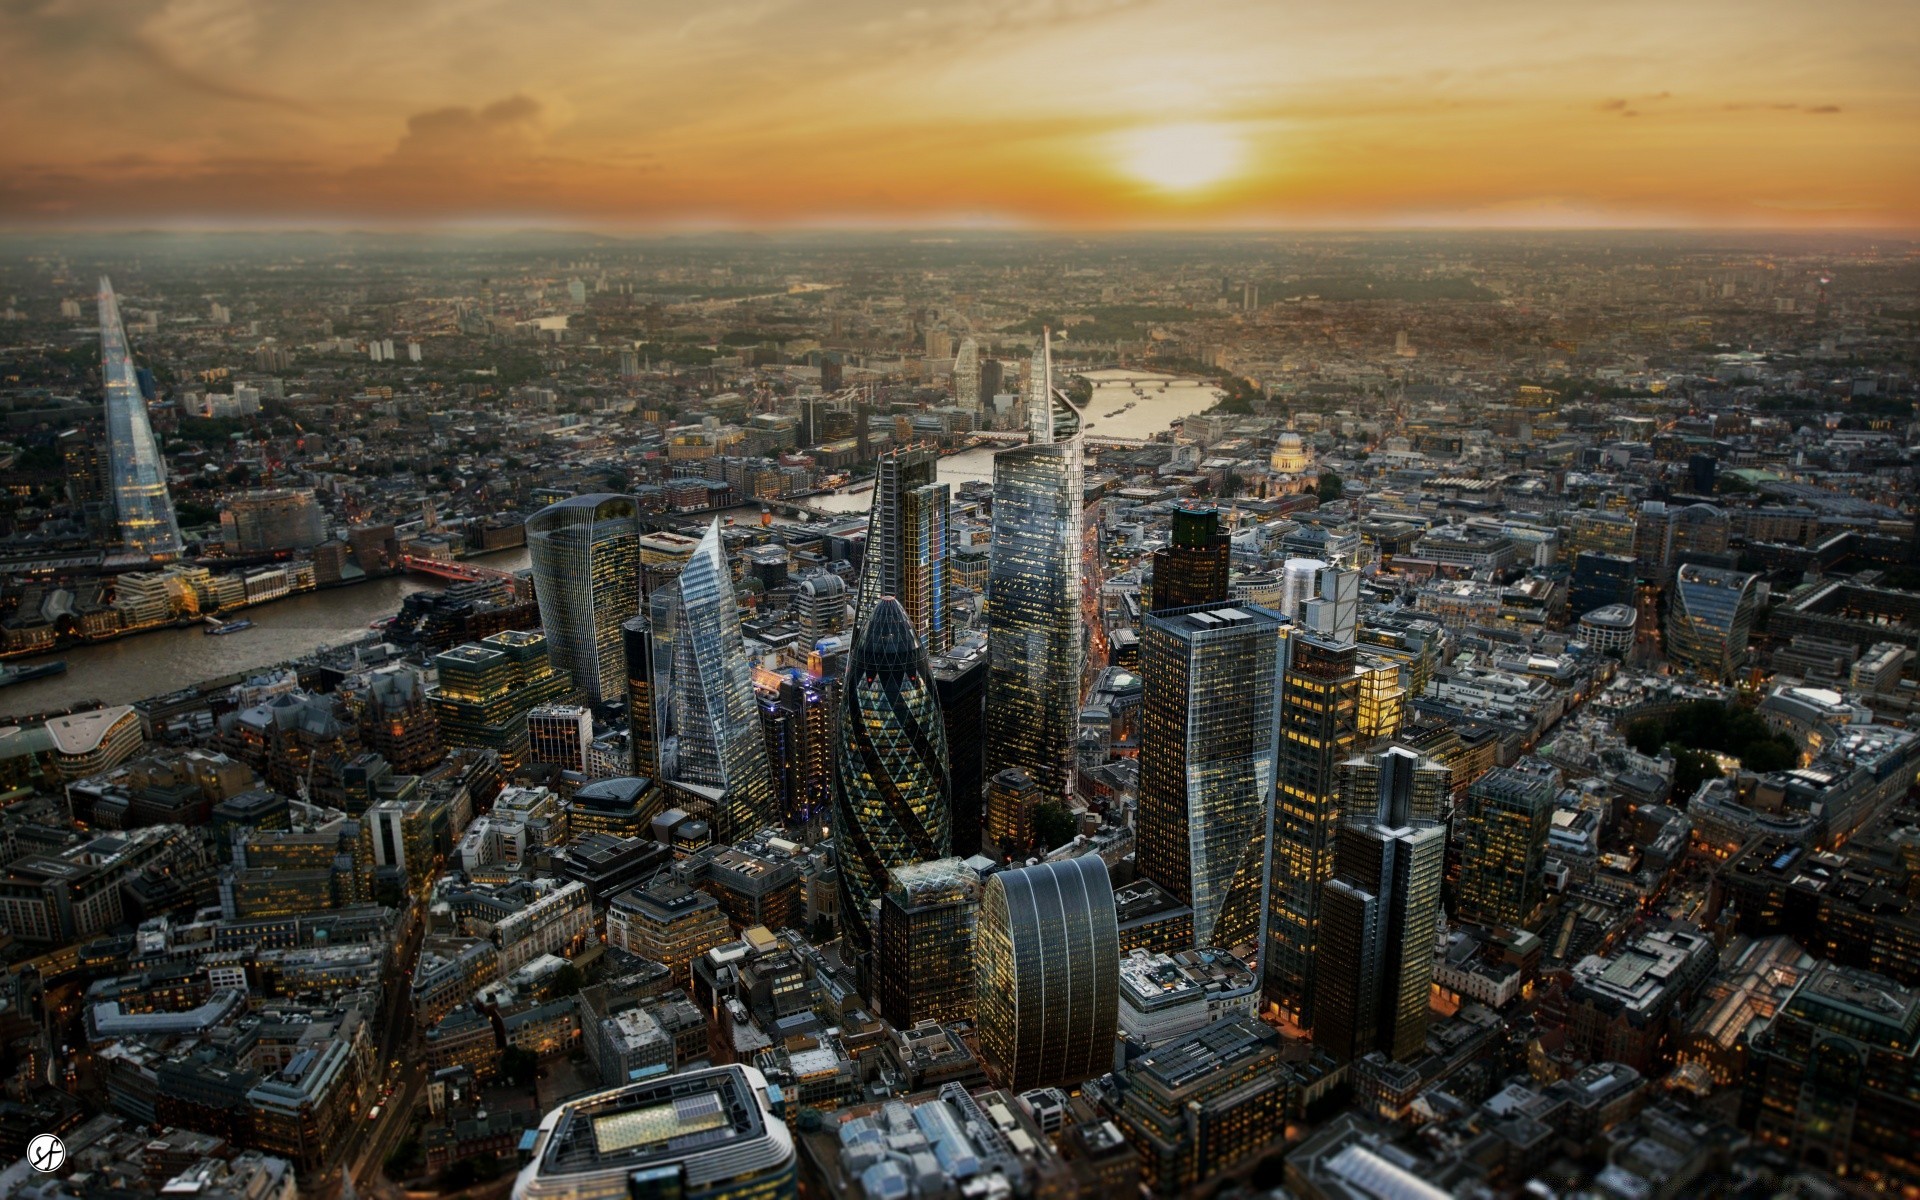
[1,0,1915,230]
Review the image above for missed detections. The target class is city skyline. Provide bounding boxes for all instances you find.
[1,2,1914,231]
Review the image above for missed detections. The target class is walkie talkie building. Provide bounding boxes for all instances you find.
[99,277,183,558]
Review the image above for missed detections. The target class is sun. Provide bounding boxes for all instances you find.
[1117,122,1245,192]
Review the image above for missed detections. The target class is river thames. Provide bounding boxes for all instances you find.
[2,370,1223,721]
[0,549,531,720]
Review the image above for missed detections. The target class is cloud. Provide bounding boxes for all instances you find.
[391,95,547,162]
[1805,104,1842,114]
[1598,98,1628,111]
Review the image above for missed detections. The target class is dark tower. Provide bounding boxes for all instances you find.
[1151,507,1231,613]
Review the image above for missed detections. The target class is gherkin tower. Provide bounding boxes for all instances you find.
[833,596,951,960]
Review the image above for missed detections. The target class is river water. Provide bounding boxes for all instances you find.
[0,548,531,721]
[5,373,1223,720]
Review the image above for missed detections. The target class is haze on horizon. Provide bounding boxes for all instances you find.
[2,0,1915,232]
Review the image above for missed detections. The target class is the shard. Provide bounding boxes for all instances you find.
[99,277,183,557]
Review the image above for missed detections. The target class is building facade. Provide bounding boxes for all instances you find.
[976,854,1120,1092]
[527,493,641,703]
[1135,602,1283,952]
[831,597,951,961]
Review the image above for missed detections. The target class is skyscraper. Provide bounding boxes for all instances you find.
[875,857,980,1028]
[527,494,641,703]
[987,335,1084,797]
[793,573,850,648]
[756,667,834,833]
[832,597,951,960]
[1314,747,1448,1063]
[953,336,981,412]
[931,639,989,858]
[1150,507,1232,613]
[1456,766,1558,928]
[98,277,183,557]
[1666,563,1760,682]
[1265,630,1362,1022]
[621,615,660,778]
[976,854,1120,1092]
[1135,602,1284,952]
[855,446,950,654]
[668,520,776,843]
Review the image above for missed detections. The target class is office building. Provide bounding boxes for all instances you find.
[1151,507,1231,612]
[931,637,988,858]
[986,364,1084,797]
[874,857,980,1028]
[1266,631,1362,1022]
[622,615,661,777]
[793,573,850,648]
[1666,563,1760,682]
[1135,602,1284,951]
[1569,551,1638,618]
[1107,1016,1293,1196]
[855,445,950,654]
[755,668,835,832]
[832,597,951,960]
[527,494,641,703]
[1314,747,1448,1064]
[953,335,981,411]
[220,488,324,553]
[1742,962,1920,1191]
[1577,604,1638,656]
[430,630,572,770]
[1456,766,1558,928]
[669,520,777,843]
[528,705,593,775]
[984,767,1040,859]
[607,873,733,981]
[99,277,183,557]
[512,1064,796,1200]
[976,854,1119,1092]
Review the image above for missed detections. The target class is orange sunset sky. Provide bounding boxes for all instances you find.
[2,0,1916,230]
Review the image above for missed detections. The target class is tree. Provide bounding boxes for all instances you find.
[1671,748,1722,799]
[1317,471,1344,503]
[1032,801,1078,852]
[439,1160,478,1190]
[501,1046,537,1089]
[384,1138,422,1178]
[549,964,585,997]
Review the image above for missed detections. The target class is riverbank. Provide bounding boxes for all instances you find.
[0,547,530,720]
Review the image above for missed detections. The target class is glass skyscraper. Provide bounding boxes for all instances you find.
[1265,630,1362,1022]
[1456,766,1558,927]
[1666,563,1760,682]
[527,494,640,703]
[986,433,1084,797]
[1135,602,1284,952]
[1314,746,1448,1064]
[669,520,776,843]
[832,597,951,959]
[975,853,1119,1092]
[98,277,183,557]
[1150,507,1232,613]
[622,615,660,777]
[855,445,950,654]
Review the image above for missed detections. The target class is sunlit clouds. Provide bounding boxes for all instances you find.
[0,0,1913,228]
